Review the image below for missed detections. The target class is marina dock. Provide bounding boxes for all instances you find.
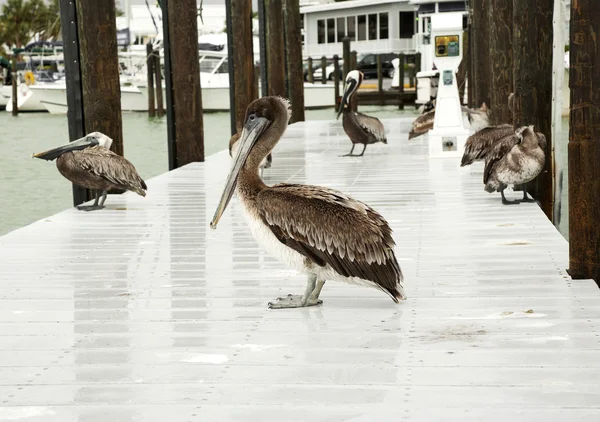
[1,117,599,421]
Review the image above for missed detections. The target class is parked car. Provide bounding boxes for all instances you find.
[356,53,398,79]
[313,59,344,81]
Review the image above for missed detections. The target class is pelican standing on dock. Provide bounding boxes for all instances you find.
[229,132,272,177]
[337,70,387,156]
[211,96,406,308]
[482,125,546,205]
[32,132,147,211]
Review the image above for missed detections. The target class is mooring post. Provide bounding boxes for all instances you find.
[75,0,124,157]
[226,0,256,135]
[10,55,17,116]
[163,0,204,166]
[257,0,268,97]
[415,52,422,109]
[398,53,405,110]
[333,54,340,108]
[58,0,89,206]
[320,56,327,85]
[265,0,286,97]
[350,51,357,112]
[471,0,490,108]
[342,37,350,81]
[377,54,383,105]
[154,50,164,117]
[146,42,156,117]
[568,0,600,283]
[159,0,176,169]
[283,0,305,123]
[307,57,314,83]
[513,0,553,220]
[488,0,512,124]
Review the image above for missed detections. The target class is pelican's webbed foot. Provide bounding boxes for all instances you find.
[268,276,326,309]
[501,188,520,205]
[77,205,105,212]
[517,189,536,203]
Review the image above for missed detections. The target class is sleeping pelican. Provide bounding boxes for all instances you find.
[408,102,488,140]
[32,132,147,211]
[211,96,406,309]
[229,132,272,177]
[483,125,546,205]
[337,70,387,156]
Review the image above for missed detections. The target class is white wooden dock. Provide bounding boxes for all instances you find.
[1,118,599,421]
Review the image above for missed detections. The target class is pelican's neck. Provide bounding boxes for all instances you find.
[237,164,267,201]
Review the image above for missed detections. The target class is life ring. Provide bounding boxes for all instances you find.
[24,71,35,85]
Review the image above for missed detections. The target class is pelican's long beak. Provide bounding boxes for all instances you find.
[210,116,270,229]
[336,78,357,120]
[32,135,99,161]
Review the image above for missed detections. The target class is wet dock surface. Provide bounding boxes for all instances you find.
[1,118,599,421]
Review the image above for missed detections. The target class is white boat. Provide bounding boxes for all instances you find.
[4,82,47,112]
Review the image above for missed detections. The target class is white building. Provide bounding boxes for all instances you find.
[300,0,467,60]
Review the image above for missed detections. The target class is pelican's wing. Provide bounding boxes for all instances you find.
[354,112,387,142]
[482,133,521,184]
[73,146,147,194]
[409,109,434,139]
[228,132,240,157]
[461,125,514,166]
[256,184,405,301]
[536,132,547,151]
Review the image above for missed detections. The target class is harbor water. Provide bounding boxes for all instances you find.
[0,107,570,241]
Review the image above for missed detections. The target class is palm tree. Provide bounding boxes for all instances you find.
[0,0,51,48]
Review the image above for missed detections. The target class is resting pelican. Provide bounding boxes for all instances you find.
[460,123,514,167]
[337,70,387,156]
[483,125,546,205]
[32,132,147,211]
[409,102,488,140]
[229,132,272,177]
[211,96,406,309]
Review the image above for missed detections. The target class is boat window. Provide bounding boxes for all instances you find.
[399,11,415,39]
[379,12,389,40]
[317,19,325,44]
[216,59,228,73]
[327,18,335,43]
[336,17,345,42]
[347,16,356,41]
[439,1,466,12]
[368,14,377,40]
[200,58,223,73]
[357,15,366,41]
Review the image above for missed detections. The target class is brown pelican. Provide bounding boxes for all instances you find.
[336,70,387,156]
[460,123,514,166]
[32,132,147,211]
[229,132,272,177]
[483,125,546,205]
[408,102,488,140]
[211,96,406,309]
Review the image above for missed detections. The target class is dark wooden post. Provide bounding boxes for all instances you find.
[257,0,268,97]
[333,54,340,108]
[254,64,260,99]
[350,51,357,112]
[76,0,123,156]
[164,0,204,166]
[342,37,350,80]
[398,53,405,110]
[456,30,469,105]
[226,0,256,135]
[58,0,89,206]
[513,0,553,219]
[488,0,512,125]
[321,56,327,84]
[146,43,156,117]
[307,57,314,83]
[265,0,286,97]
[377,54,383,104]
[154,50,164,117]
[283,0,304,123]
[468,17,474,107]
[159,0,176,169]
[10,55,17,116]
[568,0,600,283]
[471,0,490,108]
[415,52,421,109]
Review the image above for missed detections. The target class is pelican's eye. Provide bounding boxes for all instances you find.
[249,113,257,122]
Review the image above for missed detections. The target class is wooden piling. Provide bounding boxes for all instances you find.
[257,0,268,96]
[568,0,600,283]
[75,0,123,156]
[58,0,89,206]
[513,0,553,219]
[398,53,405,110]
[350,51,357,112]
[471,0,491,108]
[307,57,314,83]
[488,0,512,124]
[321,56,327,84]
[10,56,17,116]
[154,50,164,117]
[283,0,304,123]
[342,37,350,81]
[265,0,286,97]
[377,54,383,105]
[333,54,340,108]
[165,0,204,165]
[146,43,156,117]
[226,0,256,134]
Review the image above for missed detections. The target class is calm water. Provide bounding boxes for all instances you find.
[0,107,570,240]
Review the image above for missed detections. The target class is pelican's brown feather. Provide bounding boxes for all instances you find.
[255,184,404,301]
[461,124,514,166]
[408,109,434,140]
[354,112,387,143]
[482,128,526,185]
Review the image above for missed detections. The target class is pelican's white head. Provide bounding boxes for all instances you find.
[87,132,113,150]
